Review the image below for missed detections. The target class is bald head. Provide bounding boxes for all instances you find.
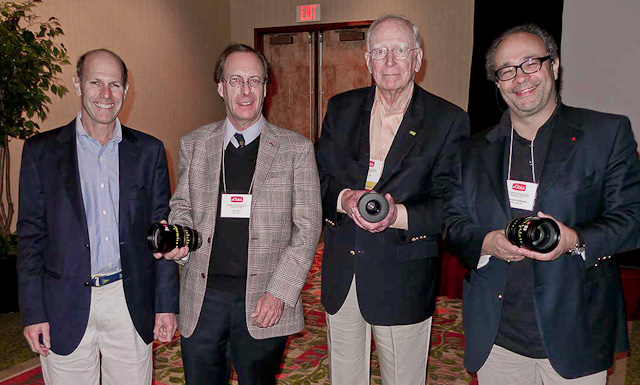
[76,49,128,86]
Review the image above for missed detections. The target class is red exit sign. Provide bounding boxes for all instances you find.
[296,4,321,22]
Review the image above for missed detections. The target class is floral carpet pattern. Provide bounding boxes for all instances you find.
[2,245,475,384]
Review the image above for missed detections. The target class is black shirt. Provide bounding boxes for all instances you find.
[494,107,558,358]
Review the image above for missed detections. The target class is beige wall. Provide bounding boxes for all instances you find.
[561,0,640,142]
[8,0,231,230]
[230,0,474,111]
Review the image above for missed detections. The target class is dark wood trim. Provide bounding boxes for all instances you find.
[254,20,373,53]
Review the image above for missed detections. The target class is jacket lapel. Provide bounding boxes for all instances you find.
[482,128,511,219]
[252,122,279,197]
[56,121,89,236]
[205,122,225,210]
[118,127,141,237]
[535,106,584,201]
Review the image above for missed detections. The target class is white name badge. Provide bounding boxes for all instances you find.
[506,180,538,211]
[221,194,252,218]
[365,159,384,191]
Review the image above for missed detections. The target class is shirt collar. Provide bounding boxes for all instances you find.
[224,115,264,149]
[374,82,414,115]
[75,111,123,147]
[498,103,562,140]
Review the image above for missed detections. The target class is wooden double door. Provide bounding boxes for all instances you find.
[256,22,372,142]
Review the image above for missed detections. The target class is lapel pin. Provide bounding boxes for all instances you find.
[571,137,576,142]
[409,130,416,136]
[269,142,274,146]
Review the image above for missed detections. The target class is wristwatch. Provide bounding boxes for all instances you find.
[568,231,586,256]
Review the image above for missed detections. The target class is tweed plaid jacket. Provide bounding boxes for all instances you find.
[169,120,322,339]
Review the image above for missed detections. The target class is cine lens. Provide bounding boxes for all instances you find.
[504,216,560,253]
[146,223,203,253]
[357,191,389,223]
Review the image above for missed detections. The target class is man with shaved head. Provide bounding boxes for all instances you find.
[18,49,179,384]
[316,14,469,385]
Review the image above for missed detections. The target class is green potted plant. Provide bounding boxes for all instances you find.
[0,0,69,312]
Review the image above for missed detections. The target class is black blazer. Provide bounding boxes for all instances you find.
[443,105,640,378]
[17,120,179,355]
[316,85,469,325]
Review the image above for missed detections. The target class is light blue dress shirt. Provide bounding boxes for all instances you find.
[75,112,122,276]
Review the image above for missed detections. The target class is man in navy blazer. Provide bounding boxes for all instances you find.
[316,15,469,385]
[17,49,179,384]
[444,24,640,384]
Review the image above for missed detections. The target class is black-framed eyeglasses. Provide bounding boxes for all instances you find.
[368,46,419,60]
[223,76,265,88]
[495,56,552,81]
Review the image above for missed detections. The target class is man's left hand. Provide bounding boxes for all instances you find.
[251,292,284,328]
[154,313,178,342]
[517,211,579,261]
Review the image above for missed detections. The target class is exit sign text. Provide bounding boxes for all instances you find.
[296,4,321,23]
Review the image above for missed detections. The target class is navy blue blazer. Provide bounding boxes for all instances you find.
[17,120,179,355]
[443,105,640,378]
[316,85,469,325]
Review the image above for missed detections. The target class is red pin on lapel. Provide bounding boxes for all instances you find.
[571,137,576,142]
[269,142,274,146]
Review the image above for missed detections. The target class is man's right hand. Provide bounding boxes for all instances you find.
[154,246,189,261]
[152,220,190,261]
[481,230,525,263]
[24,322,51,356]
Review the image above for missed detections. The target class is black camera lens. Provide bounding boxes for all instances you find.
[505,216,560,253]
[147,223,203,253]
[357,191,389,223]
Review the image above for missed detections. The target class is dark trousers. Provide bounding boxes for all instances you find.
[181,289,288,385]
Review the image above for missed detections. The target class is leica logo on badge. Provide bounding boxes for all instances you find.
[370,161,375,167]
[512,183,526,191]
[230,196,243,202]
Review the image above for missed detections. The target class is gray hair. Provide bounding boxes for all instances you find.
[214,43,270,85]
[366,14,422,51]
[485,23,559,82]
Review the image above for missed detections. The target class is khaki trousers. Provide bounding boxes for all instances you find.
[326,277,432,385]
[40,280,152,385]
[477,344,606,385]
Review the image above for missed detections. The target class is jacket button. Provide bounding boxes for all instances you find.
[207,237,212,243]
[498,293,503,299]
[201,273,205,279]
[85,243,90,249]
[349,250,355,255]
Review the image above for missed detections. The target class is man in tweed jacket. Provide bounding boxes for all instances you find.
[156,44,322,384]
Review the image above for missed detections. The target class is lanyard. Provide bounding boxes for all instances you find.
[507,124,537,183]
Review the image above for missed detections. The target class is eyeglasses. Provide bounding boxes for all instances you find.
[368,46,419,60]
[223,76,265,88]
[495,56,552,81]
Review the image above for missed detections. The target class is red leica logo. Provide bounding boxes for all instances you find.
[512,183,526,191]
[370,161,375,167]
[230,196,243,202]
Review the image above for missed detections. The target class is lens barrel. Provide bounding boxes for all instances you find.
[147,223,203,253]
[357,191,389,223]
[505,216,560,253]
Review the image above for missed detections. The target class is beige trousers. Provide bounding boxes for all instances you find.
[326,277,432,385]
[40,280,152,385]
[477,344,606,385]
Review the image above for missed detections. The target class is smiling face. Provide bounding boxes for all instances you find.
[365,18,422,98]
[494,32,559,121]
[217,52,267,131]
[73,51,128,131]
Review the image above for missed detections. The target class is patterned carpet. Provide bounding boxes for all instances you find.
[0,244,475,384]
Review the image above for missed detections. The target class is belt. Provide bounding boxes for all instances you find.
[84,271,123,287]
